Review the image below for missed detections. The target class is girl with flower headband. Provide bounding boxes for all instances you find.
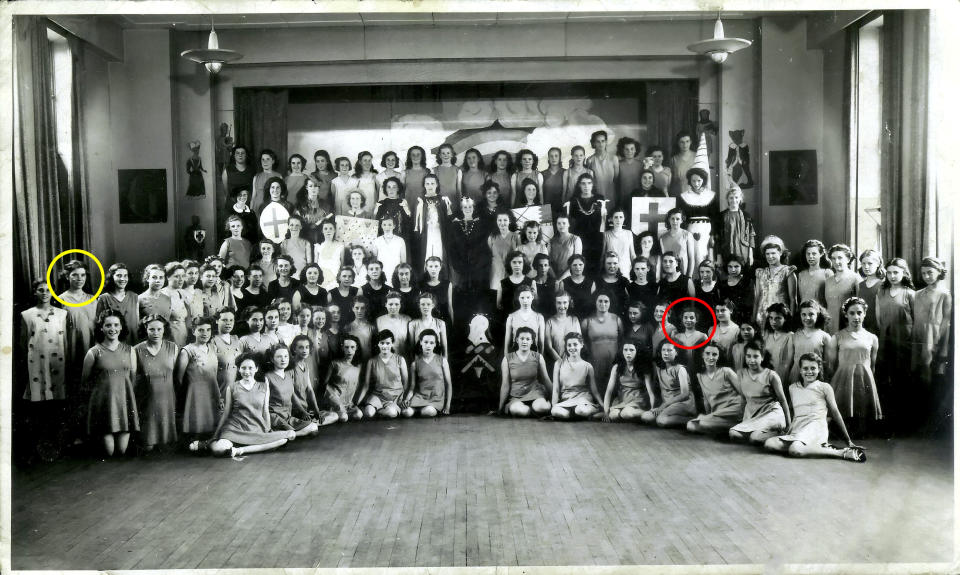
[752,235,797,324]
[828,296,881,435]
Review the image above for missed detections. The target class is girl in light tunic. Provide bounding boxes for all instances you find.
[550,332,602,419]
[764,353,865,462]
[729,340,791,444]
[640,340,696,428]
[686,341,743,435]
[360,329,409,419]
[499,327,552,417]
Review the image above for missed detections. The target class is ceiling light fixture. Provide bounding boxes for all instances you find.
[180,21,242,74]
[687,15,751,64]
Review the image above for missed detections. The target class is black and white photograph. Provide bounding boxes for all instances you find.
[5,2,957,573]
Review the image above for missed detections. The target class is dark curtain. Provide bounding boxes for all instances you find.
[14,16,66,292]
[235,88,290,171]
[879,10,937,276]
[645,80,699,154]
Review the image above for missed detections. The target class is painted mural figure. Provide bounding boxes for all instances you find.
[186,141,206,197]
[725,129,755,190]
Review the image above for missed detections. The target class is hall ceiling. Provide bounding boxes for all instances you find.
[113,12,775,30]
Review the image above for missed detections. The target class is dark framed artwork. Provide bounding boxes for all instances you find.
[118,169,168,223]
[769,150,817,206]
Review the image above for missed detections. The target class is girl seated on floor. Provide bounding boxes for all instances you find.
[764,352,865,462]
[602,341,656,422]
[499,327,552,417]
[360,329,409,419]
[641,339,697,428]
[321,334,364,422]
[405,329,452,417]
[729,340,791,444]
[550,332,602,420]
[190,353,296,458]
[686,341,744,435]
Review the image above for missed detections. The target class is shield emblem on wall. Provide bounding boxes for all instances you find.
[259,204,290,243]
[192,230,206,244]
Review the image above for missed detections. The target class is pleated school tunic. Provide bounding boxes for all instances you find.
[134,340,178,446]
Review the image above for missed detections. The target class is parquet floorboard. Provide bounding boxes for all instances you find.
[11,415,954,569]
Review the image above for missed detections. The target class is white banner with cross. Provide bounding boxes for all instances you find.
[259,204,291,243]
[631,197,676,237]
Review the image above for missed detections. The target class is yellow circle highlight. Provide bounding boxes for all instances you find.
[46,249,105,308]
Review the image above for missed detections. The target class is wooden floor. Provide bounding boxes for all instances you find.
[11,416,954,570]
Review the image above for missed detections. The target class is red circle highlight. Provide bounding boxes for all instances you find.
[661,297,718,350]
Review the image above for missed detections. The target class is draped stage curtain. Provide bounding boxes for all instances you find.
[235,88,290,173]
[13,16,89,298]
[645,81,699,153]
[878,10,940,277]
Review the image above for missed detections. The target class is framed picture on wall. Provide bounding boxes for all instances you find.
[118,168,168,223]
[769,149,818,206]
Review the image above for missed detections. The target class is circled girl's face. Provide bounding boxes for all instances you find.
[68,268,87,290]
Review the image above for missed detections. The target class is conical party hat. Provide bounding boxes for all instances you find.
[693,130,712,191]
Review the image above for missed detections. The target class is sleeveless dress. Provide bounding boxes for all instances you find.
[657,273,691,305]
[21,306,68,401]
[549,233,581,278]
[603,229,634,273]
[403,167,429,199]
[488,232,520,290]
[266,370,312,430]
[311,170,335,212]
[507,351,545,402]
[365,355,405,409]
[610,366,651,411]
[181,343,221,435]
[507,310,543,348]
[824,271,860,335]
[409,317,447,355]
[585,154,617,204]
[134,341,178,446]
[410,356,446,409]
[87,343,139,434]
[763,331,794,389]
[562,277,595,318]
[669,153,695,197]
[322,360,362,411]
[730,368,785,433]
[659,230,694,277]
[158,289,189,347]
[777,381,831,446]
[788,329,832,383]
[858,279,882,332]
[554,359,598,408]
[541,167,565,214]
[218,379,292,445]
[755,266,795,325]
[461,169,487,203]
[652,166,672,195]
[581,315,622,395]
[655,365,696,418]
[139,293,172,335]
[239,333,280,361]
[797,268,832,309]
[211,335,243,396]
[545,315,581,366]
[712,324,740,356]
[222,237,253,268]
[830,329,882,420]
[690,367,744,427]
[96,292,139,345]
[420,281,452,323]
[59,291,97,368]
[911,285,952,381]
[329,287,359,325]
[499,276,534,313]
[875,287,915,371]
[377,315,411,358]
[224,164,254,199]
[295,284,329,311]
[434,165,460,205]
